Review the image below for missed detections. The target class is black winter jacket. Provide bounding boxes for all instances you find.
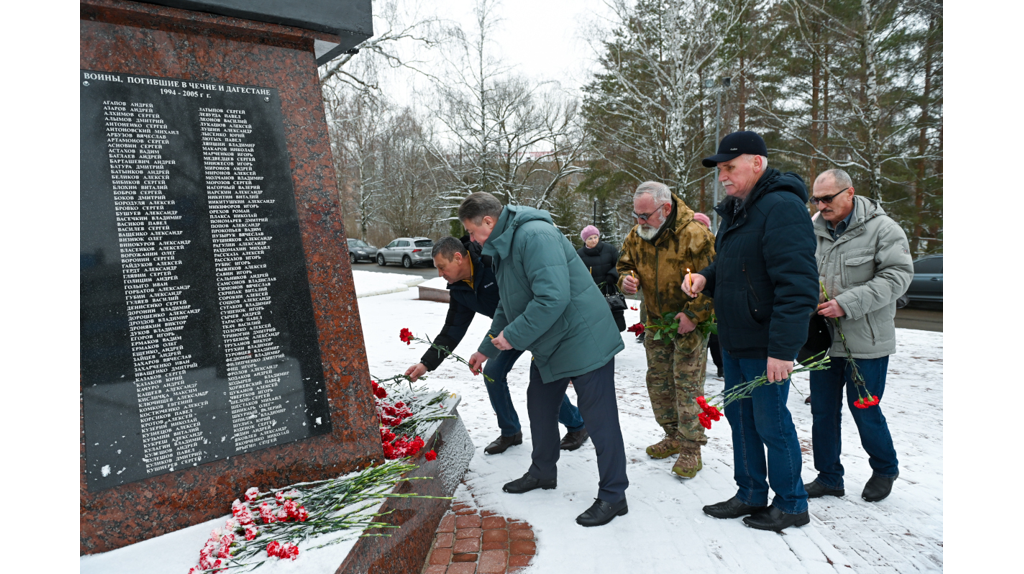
[420,238,501,370]
[576,241,620,295]
[577,240,626,332]
[700,168,818,360]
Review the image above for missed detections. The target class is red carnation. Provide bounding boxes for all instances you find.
[266,540,283,558]
[244,525,258,541]
[244,487,259,502]
[297,506,309,522]
[627,323,645,337]
[399,328,414,345]
[864,395,880,406]
[630,306,638,311]
[374,385,388,399]
[283,499,299,520]
[706,405,722,421]
[696,396,708,409]
[425,449,437,461]
[698,412,712,430]
[854,398,868,409]
[283,542,299,560]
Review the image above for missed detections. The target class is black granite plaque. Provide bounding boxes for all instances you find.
[80,70,331,491]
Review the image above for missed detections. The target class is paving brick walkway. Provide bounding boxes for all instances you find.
[421,501,535,574]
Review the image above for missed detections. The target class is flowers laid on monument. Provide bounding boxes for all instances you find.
[186,460,450,573]
[694,352,831,430]
[183,329,459,572]
[370,373,455,460]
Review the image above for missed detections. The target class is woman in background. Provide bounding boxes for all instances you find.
[577,225,626,332]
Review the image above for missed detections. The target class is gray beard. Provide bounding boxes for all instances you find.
[636,219,665,241]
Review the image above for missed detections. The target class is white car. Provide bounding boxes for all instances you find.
[376,237,434,268]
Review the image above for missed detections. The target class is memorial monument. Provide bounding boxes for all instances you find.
[80,0,404,555]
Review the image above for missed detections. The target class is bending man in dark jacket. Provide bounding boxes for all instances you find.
[684,131,818,532]
[460,193,629,528]
[404,236,588,455]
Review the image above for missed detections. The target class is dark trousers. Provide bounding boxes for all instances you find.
[526,358,628,504]
[484,349,585,437]
[708,333,723,374]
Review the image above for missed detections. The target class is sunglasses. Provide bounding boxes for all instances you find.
[811,187,851,205]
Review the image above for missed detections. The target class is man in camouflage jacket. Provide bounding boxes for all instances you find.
[618,181,716,478]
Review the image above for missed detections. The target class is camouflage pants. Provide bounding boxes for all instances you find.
[644,329,709,445]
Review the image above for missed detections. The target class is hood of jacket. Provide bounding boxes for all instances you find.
[716,168,808,219]
[481,204,554,265]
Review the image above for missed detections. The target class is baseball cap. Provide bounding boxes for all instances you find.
[701,131,768,167]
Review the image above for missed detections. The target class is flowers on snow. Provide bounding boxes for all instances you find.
[266,540,299,560]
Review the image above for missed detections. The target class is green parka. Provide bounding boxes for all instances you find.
[477,205,624,383]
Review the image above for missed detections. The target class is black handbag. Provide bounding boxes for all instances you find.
[605,292,628,312]
[797,312,833,365]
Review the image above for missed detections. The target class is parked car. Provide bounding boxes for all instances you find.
[904,254,942,306]
[347,238,377,264]
[376,237,434,268]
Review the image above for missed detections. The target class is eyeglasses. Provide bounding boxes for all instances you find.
[632,211,654,221]
[811,187,851,205]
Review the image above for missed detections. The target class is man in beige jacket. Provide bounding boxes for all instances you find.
[805,169,914,504]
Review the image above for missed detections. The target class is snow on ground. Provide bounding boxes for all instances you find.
[359,288,943,573]
[352,270,424,298]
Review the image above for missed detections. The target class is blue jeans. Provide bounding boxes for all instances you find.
[722,348,808,514]
[809,356,898,488]
[483,349,585,436]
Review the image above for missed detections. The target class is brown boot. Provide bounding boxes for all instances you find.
[672,443,702,478]
[645,436,682,459]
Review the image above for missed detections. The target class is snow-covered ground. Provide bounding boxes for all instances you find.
[352,270,425,298]
[359,288,944,573]
[80,278,943,573]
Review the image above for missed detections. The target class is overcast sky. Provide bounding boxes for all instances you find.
[373,0,617,103]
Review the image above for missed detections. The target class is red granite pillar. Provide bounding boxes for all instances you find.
[80,0,381,554]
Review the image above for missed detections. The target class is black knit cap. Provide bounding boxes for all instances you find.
[701,131,768,167]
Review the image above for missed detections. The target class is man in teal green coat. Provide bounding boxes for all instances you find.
[460,192,629,527]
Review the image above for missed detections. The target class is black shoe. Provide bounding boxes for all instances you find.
[575,498,628,527]
[742,505,810,531]
[804,395,812,405]
[559,429,590,451]
[804,480,844,498]
[862,472,898,502]
[716,370,724,378]
[484,432,522,455]
[636,332,645,343]
[502,472,556,494]
[702,496,767,519]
